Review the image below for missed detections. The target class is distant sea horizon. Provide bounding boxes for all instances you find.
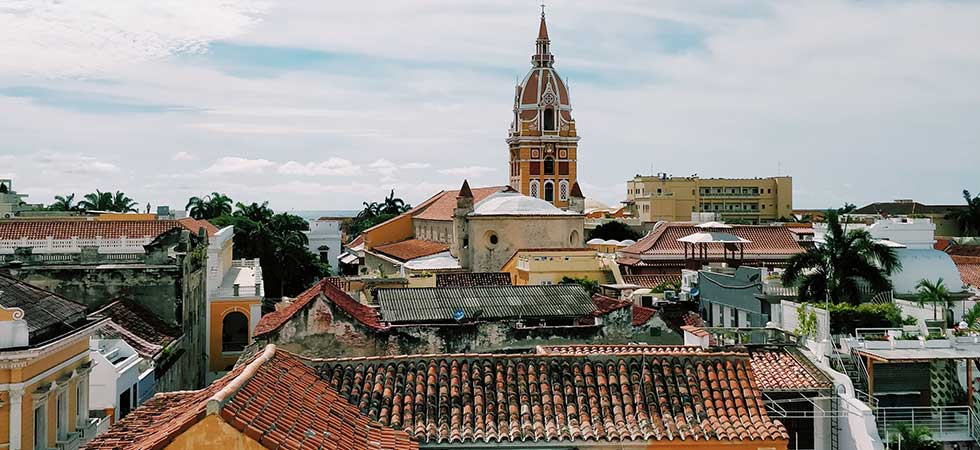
[288,210,359,221]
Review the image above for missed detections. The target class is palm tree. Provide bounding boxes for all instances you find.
[946,189,980,236]
[234,201,273,223]
[357,201,381,220]
[49,193,76,211]
[186,192,233,219]
[916,278,952,321]
[891,424,942,450]
[111,191,138,212]
[380,190,411,215]
[783,210,902,305]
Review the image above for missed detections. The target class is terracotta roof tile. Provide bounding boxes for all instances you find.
[435,272,512,288]
[0,273,89,342]
[749,349,832,391]
[632,305,657,326]
[313,351,788,444]
[0,219,198,240]
[949,245,980,258]
[253,279,385,338]
[176,217,219,237]
[952,255,980,287]
[411,186,503,221]
[589,294,630,317]
[91,300,180,358]
[84,346,417,450]
[620,223,804,259]
[535,344,704,356]
[624,274,681,288]
[373,239,449,262]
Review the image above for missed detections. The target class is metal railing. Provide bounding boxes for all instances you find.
[55,431,82,450]
[877,406,976,442]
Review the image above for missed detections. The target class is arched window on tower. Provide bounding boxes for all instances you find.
[543,108,555,131]
[544,181,555,202]
[544,157,555,175]
[559,180,569,201]
[221,311,249,352]
[529,180,540,198]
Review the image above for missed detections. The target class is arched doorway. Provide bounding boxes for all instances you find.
[544,181,555,202]
[221,311,249,352]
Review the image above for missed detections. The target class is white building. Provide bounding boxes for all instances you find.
[88,338,153,421]
[305,217,345,270]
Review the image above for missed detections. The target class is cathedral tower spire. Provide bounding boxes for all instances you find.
[507,7,581,209]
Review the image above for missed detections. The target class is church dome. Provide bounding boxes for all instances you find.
[512,10,574,129]
[471,191,577,216]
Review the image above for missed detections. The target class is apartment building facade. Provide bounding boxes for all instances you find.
[625,174,793,223]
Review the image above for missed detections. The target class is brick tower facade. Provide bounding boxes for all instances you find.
[507,9,580,209]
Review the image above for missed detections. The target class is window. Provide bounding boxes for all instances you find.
[221,311,249,352]
[529,180,540,198]
[569,230,580,246]
[543,157,555,175]
[118,389,131,418]
[487,232,499,247]
[34,404,47,450]
[543,108,555,131]
[76,382,87,425]
[57,390,68,440]
[558,180,569,201]
[544,181,554,202]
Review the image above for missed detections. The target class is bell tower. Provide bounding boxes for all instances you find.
[507,7,580,209]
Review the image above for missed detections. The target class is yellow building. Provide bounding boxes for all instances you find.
[507,11,579,208]
[501,248,608,286]
[1,274,105,450]
[625,175,793,224]
[205,226,263,376]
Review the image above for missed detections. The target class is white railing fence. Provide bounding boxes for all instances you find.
[876,406,976,443]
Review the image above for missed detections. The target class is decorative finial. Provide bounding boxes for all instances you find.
[541,3,546,16]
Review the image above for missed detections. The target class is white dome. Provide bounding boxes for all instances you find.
[603,239,621,246]
[890,249,966,295]
[586,238,605,245]
[619,239,636,246]
[471,191,577,216]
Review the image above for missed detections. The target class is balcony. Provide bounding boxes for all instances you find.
[56,431,82,450]
[876,406,979,443]
[212,258,264,298]
[700,191,762,198]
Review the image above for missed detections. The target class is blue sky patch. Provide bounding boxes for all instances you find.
[0,86,194,114]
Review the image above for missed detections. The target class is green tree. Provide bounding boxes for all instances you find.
[587,221,642,241]
[560,276,599,295]
[78,190,137,212]
[890,424,942,450]
[915,278,952,321]
[49,193,77,211]
[783,210,901,304]
[380,189,411,215]
[945,189,980,236]
[186,192,233,220]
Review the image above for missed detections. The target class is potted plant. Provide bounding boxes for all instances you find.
[894,332,922,349]
[924,331,951,348]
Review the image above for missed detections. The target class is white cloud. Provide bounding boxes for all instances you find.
[402,162,431,170]
[36,152,120,175]
[437,166,497,177]
[172,151,195,161]
[0,0,269,77]
[202,156,275,175]
[278,158,360,176]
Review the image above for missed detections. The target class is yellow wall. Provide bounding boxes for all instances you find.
[1,336,91,450]
[95,213,157,221]
[627,176,793,223]
[209,300,259,372]
[502,249,604,285]
[164,415,264,450]
[363,213,414,249]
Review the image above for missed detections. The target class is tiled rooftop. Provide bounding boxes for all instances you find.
[90,300,180,359]
[253,278,384,338]
[631,304,657,326]
[619,222,804,261]
[376,284,596,323]
[313,351,788,445]
[749,349,832,392]
[435,272,512,288]
[83,346,417,450]
[952,255,980,288]
[949,245,980,258]
[373,239,449,262]
[623,274,681,288]
[535,344,704,356]
[0,273,89,342]
[411,186,503,221]
[0,218,213,240]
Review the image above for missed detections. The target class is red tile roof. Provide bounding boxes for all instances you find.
[589,294,631,316]
[83,346,417,450]
[620,222,804,261]
[177,217,219,237]
[373,239,449,262]
[632,304,657,326]
[411,186,503,221]
[0,219,202,240]
[624,274,681,288]
[535,344,704,356]
[314,351,788,444]
[952,255,980,288]
[749,349,832,391]
[91,300,180,359]
[253,279,385,338]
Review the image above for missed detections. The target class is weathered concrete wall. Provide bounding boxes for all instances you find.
[467,216,584,272]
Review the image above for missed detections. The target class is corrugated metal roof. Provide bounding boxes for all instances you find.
[0,273,88,340]
[377,284,596,323]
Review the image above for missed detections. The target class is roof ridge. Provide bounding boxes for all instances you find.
[206,344,277,414]
[292,348,749,364]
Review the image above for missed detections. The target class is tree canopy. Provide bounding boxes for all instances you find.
[946,189,980,236]
[77,190,138,212]
[186,192,233,220]
[783,210,901,304]
[587,221,642,241]
[343,190,411,241]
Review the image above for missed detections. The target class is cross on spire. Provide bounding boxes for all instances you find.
[541,3,546,16]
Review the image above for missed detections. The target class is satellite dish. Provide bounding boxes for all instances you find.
[452,310,465,321]
[690,287,700,297]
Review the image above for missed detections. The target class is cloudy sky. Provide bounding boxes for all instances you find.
[1,0,978,212]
